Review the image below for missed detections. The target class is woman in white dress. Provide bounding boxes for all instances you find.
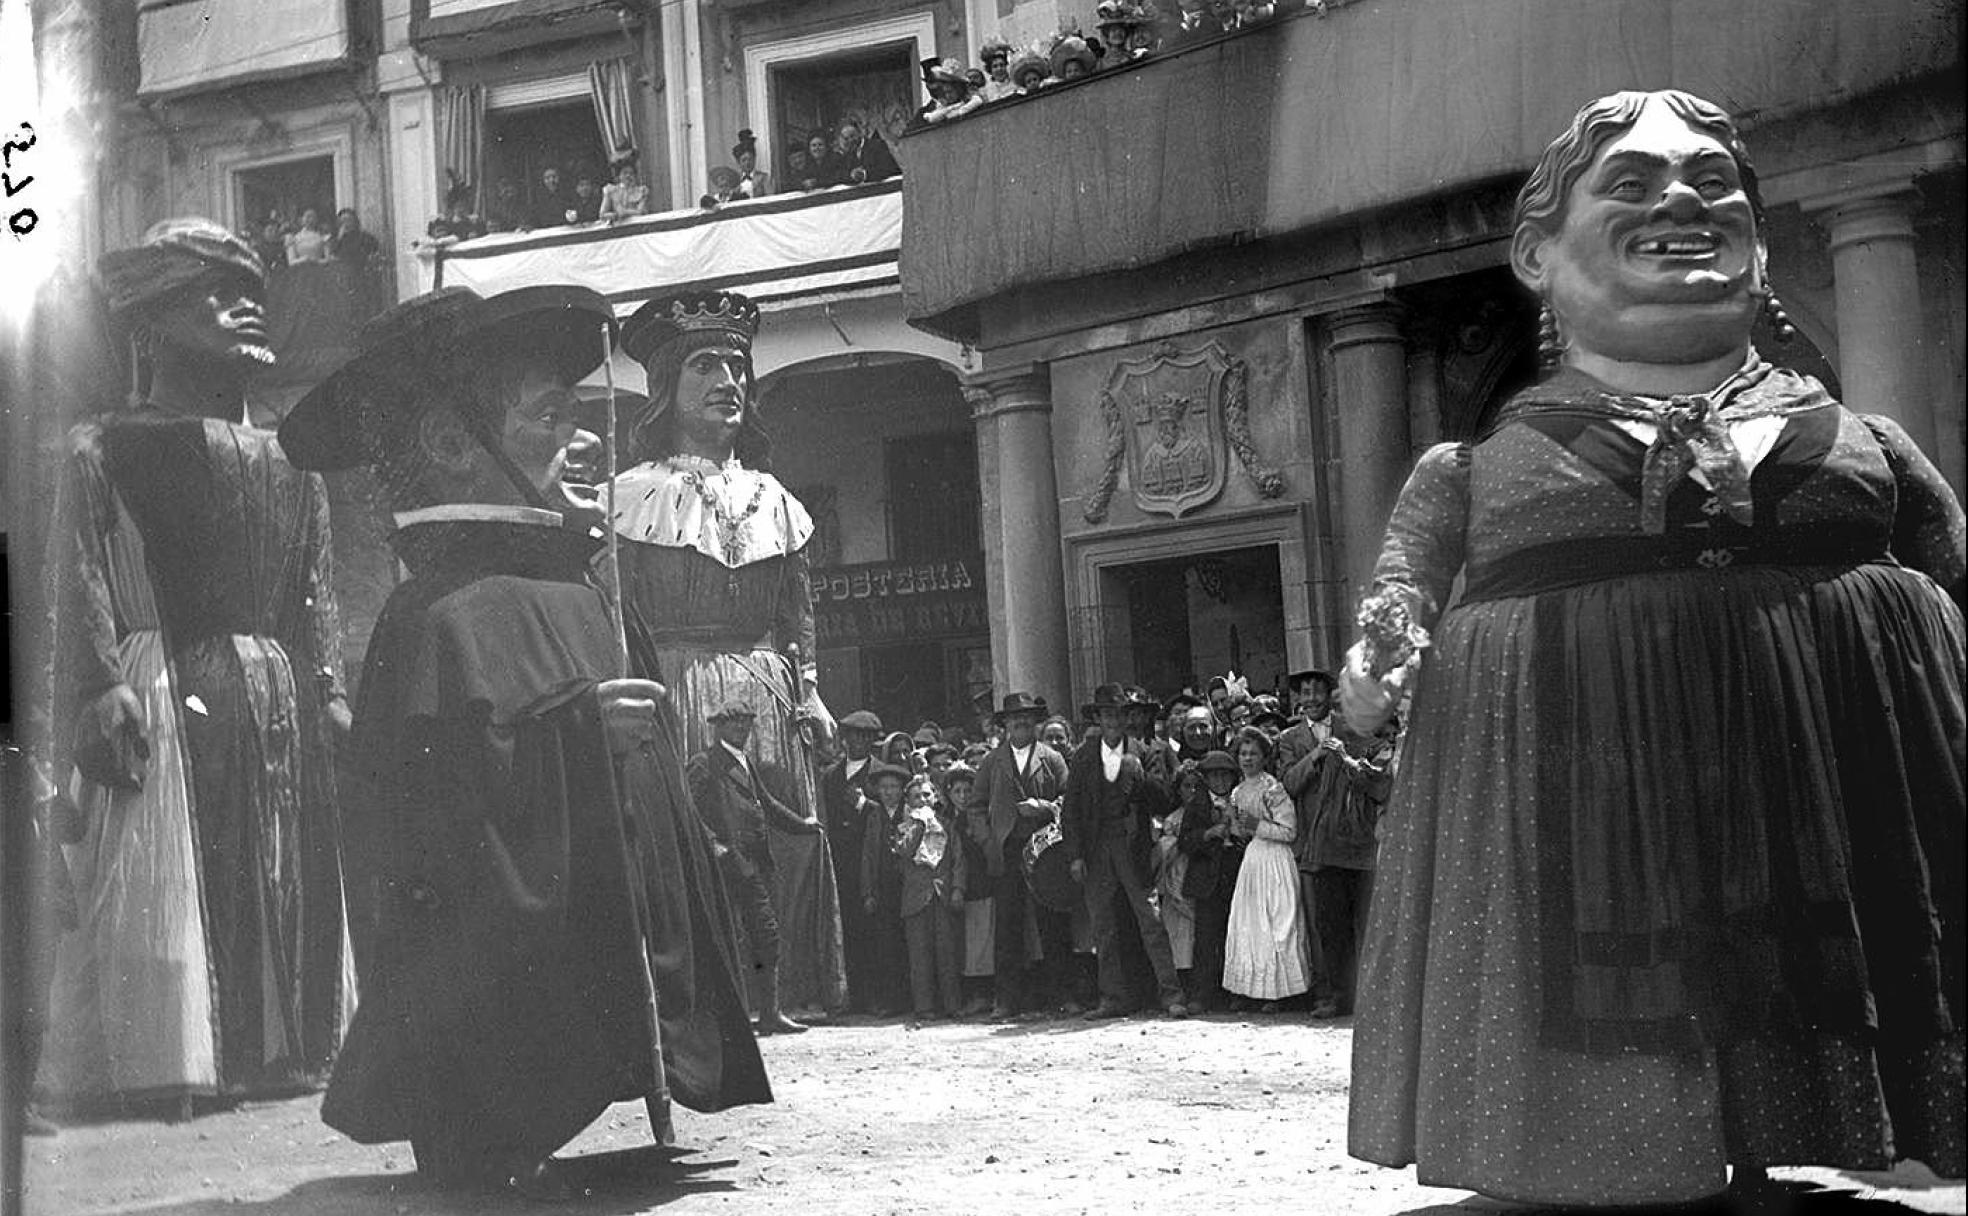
[1221,727,1310,1009]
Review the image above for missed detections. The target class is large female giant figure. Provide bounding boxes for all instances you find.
[1344,91,1964,1206]
[612,292,848,1019]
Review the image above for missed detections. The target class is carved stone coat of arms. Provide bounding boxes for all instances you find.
[1084,340,1283,523]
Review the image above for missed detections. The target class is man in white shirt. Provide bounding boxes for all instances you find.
[1061,684,1188,1018]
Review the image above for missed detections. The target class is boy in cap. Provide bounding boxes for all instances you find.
[281,285,770,1194]
[687,702,825,1034]
[40,218,353,1110]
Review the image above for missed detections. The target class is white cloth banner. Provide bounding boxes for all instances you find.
[138,0,350,98]
[436,183,903,315]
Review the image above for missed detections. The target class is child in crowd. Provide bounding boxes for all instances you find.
[858,762,914,1016]
[945,762,996,1015]
[1179,750,1244,1010]
[893,775,966,1019]
[1155,763,1196,989]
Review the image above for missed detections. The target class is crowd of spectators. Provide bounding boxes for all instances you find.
[912,0,1332,128]
[817,665,1396,1024]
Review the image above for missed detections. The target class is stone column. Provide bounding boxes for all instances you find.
[1326,303,1412,601]
[966,367,1071,710]
[1810,188,1937,457]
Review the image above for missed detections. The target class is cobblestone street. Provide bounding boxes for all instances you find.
[23,1014,1967,1216]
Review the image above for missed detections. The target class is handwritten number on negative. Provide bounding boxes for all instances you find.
[2,123,33,168]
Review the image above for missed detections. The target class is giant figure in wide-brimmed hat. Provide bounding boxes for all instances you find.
[38,218,356,1111]
[282,284,772,1195]
[608,289,849,1018]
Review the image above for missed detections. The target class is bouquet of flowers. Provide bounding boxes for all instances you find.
[1357,589,1430,680]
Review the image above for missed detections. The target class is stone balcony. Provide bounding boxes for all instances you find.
[896,0,1961,347]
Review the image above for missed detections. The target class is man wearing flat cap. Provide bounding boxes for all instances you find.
[604,288,847,1015]
[820,708,886,1012]
[281,284,770,1195]
[1277,665,1338,1004]
[38,218,355,1110]
[687,702,826,1034]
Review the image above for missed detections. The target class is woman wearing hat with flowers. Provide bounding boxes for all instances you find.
[608,289,847,1017]
[281,284,771,1193]
[39,219,354,1112]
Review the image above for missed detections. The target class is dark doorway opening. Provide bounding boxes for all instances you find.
[1109,545,1286,698]
[484,100,609,224]
[771,41,916,156]
[235,156,334,236]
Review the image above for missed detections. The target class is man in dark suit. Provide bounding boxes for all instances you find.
[1177,745,1244,1011]
[1061,684,1188,1018]
[688,702,824,1034]
[967,693,1074,1018]
[835,118,900,185]
[820,708,883,1011]
[1276,667,1338,1005]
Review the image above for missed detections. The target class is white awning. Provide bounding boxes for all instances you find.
[435,180,903,316]
[137,0,350,99]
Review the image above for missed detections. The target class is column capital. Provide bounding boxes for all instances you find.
[963,364,1052,420]
[1805,185,1921,252]
[1326,301,1408,353]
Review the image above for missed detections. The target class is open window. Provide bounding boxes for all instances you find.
[483,99,610,224]
[770,40,917,159]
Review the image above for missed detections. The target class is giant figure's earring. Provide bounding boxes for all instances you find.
[1537,303,1564,369]
[1762,290,1797,345]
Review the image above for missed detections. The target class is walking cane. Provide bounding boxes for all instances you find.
[600,320,676,1147]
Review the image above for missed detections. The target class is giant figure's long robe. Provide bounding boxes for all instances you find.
[322,511,770,1175]
[40,412,354,1104]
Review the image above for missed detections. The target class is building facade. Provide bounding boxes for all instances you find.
[898,0,1966,712]
[45,0,1968,726]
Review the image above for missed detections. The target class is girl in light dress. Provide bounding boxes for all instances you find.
[1221,727,1309,1009]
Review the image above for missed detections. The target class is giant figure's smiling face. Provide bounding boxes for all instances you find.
[1513,96,1764,369]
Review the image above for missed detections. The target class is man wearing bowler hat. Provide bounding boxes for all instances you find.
[1061,683,1188,1018]
[282,285,771,1194]
[967,693,1075,1018]
[688,701,824,1034]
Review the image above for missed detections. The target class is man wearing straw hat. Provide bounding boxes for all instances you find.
[281,284,770,1196]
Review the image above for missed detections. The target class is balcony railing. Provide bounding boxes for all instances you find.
[421,178,903,314]
[897,0,1960,340]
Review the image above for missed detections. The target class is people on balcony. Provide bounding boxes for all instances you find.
[1009,44,1051,94]
[918,58,985,127]
[1049,34,1098,82]
[702,166,743,209]
[528,166,578,229]
[838,118,901,183]
[329,208,380,270]
[571,170,603,224]
[800,131,840,191]
[486,181,525,233]
[734,130,772,198]
[976,39,1017,101]
[426,183,487,245]
[600,151,651,223]
[253,217,287,273]
[286,209,332,264]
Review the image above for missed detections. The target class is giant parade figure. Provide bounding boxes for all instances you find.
[39,218,355,1110]
[280,285,771,1196]
[1343,90,1965,1207]
[606,291,848,1025]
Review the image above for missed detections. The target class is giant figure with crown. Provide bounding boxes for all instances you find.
[611,291,849,1019]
